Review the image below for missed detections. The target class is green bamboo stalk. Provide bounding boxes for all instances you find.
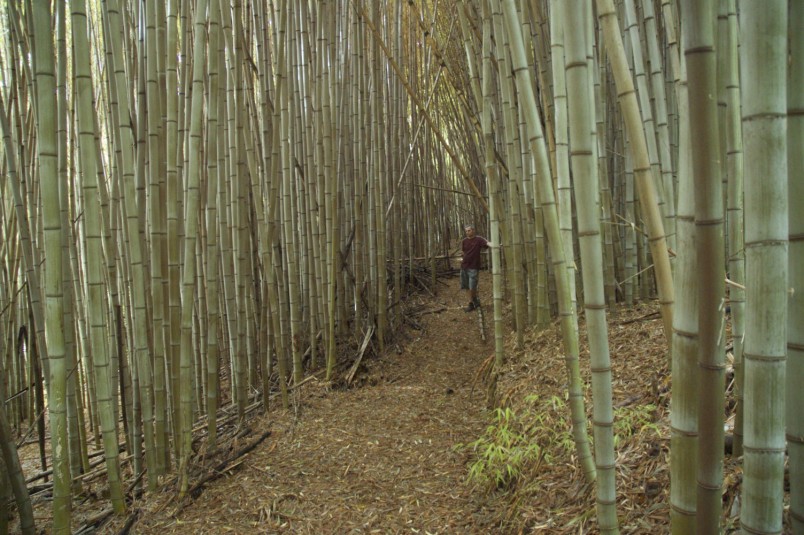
[622,0,667,244]
[163,0,181,444]
[681,1,726,531]
[31,0,71,530]
[595,0,674,347]
[788,1,804,530]
[642,0,676,253]
[254,0,277,400]
[563,0,618,530]
[669,27,699,532]
[482,1,503,401]
[740,1,788,532]
[205,0,222,448]
[280,6,304,385]
[325,58,340,381]
[177,0,209,498]
[71,0,126,513]
[54,1,84,490]
[502,0,595,484]
[144,0,169,480]
[722,0,745,457]
[103,0,159,489]
[548,0,578,332]
[490,1,525,346]
[267,0,291,404]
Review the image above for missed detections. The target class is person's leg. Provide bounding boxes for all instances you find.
[465,269,480,311]
[460,269,472,309]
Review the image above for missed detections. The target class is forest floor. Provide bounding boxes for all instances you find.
[14,259,765,533]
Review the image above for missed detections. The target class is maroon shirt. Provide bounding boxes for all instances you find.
[461,236,489,270]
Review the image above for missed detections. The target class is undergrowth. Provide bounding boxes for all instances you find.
[460,393,662,493]
[458,394,573,491]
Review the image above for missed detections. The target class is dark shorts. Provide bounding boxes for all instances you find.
[460,269,479,290]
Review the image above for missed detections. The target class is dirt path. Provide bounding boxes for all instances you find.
[119,273,499,534]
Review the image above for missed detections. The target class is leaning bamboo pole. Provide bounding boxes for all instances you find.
[622,0,668,257]
[595,0,674,347]
[641,0,676,253]
[502,0,595,484]
[356,3,488,215]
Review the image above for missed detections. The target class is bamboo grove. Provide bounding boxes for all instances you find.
[0,0,800,533]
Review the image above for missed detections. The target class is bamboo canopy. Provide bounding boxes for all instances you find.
[0,1,798,533]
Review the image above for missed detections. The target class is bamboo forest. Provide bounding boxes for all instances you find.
[0,0,801,533]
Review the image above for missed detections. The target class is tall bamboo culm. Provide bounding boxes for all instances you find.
[502,0,595,484]
[740,1,788,533]
[682,1,727,531]
[788,2,804,531]
[30,1,71,531]
[669,16,699,532]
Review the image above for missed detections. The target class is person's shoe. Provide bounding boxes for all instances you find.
[464,301,476,312]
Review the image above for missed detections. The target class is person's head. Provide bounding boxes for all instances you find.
[464,224,475,238]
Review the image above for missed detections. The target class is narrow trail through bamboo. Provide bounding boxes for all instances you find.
[112,272,500,533]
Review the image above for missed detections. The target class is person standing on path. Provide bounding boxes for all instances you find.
[460,224,492,312]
